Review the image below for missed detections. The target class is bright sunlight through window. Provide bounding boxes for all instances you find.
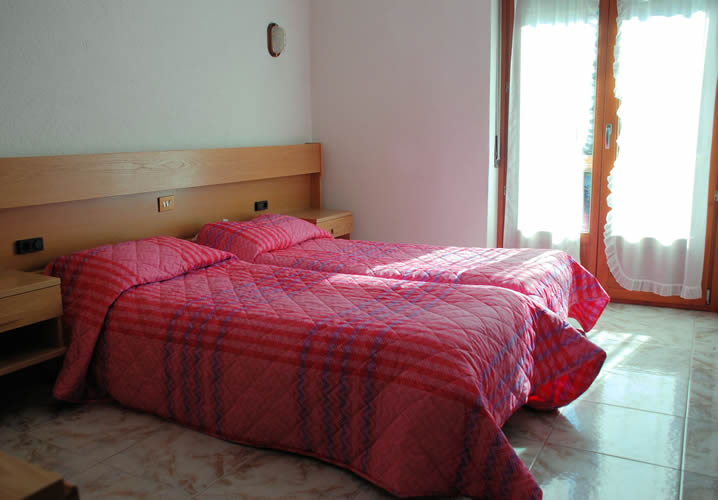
[608,12,707,244]
[516,21,597,241]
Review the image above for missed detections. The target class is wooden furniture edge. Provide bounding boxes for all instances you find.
[0,449,65,499]
[309,141,323,209]
[0,143,321,209]
[0,270,59,299]
[0,345,67,377]
[288,208,350,222]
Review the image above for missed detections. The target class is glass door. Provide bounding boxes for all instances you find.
[501,0,601,264]
[499,0,718,309]
[595,0,718,307]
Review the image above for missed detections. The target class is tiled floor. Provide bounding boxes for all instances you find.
[1,303,716,499]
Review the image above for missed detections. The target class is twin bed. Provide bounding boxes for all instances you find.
[197,213,609,332]
[46,216,609,499]
[2,142,609,499]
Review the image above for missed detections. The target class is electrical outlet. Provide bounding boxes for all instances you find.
[254,200,268,211]
[14,237,44,255]
[158,195,175,212]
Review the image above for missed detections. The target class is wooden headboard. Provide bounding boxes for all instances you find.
[0,143,322,271]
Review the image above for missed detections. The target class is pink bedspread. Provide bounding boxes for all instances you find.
[47,237,606,499]
[198,215,610,331]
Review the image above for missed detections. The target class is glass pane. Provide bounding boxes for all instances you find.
[583,158,592,233]
[583,61,597,234]
[608,12,707,244]
[515,18,598,240]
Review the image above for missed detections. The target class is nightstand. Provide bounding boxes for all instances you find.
[0,270,65,377]
[0,450,78,500]
[289,208,353,239]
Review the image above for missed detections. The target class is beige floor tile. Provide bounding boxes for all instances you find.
[0,397,73,444]
[506,436,544,470]
[695,313,718,353]
[26,402,163,463]
[532,444,680,500]
[0,433,97,478]
[195,449,365,499]
[591,336,691,379]
[104,423,258,495]
[681,471,718,500]
[688,352,718,422]
[693,312,718,325]
[603,303,697,322]
[581,369,688,416]
[591,304,694,347]
[70,463,189,500]
[549,400,684,468]
[694,328,718,355]
[684,418,718,478]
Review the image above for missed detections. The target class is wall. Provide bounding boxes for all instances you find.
[1,0,499,246]
[0,0,311,157]
[311,0,498,246]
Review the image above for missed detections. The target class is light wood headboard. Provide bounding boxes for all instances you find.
[0,143,322,271]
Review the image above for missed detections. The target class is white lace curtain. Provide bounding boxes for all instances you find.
[504,0,599,262]
[605,0,718,299]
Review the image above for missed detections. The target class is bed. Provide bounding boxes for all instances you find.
[196,214,610,332]
[47,236,605,499]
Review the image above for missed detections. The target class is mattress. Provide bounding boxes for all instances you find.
[197,214,610,331]
[46,236,606,499]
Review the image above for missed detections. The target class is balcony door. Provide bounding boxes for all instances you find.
[498,0,718,309]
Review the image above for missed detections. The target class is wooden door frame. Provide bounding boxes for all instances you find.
[496,0,513,248]
[581,0,612,276]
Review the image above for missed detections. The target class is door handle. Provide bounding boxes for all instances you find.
[605,123,613,150]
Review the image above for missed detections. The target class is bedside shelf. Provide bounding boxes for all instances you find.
[0,345,67,377]
[0,319,66,376]
[0,270,64,377]
[288,208,353,239]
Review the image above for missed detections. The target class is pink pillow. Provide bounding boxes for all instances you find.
[196,214,332,261]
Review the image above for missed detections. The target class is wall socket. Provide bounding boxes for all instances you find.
[15,237,44,254]
[158,195,175,212]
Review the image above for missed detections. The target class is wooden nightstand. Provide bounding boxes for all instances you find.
[289,208,353,239]
[0,450,78,500]
[0,270,65,377]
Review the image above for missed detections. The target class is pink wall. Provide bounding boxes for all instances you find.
[310,0,498,247]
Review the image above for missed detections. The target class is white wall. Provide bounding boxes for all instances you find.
[0,0,311,157]
[1,0,499,246]
[311,0,498,246]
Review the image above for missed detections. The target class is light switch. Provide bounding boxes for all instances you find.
[158,195,175,212]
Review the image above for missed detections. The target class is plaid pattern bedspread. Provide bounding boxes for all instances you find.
[198,215,610,331]
[47,237,606,499]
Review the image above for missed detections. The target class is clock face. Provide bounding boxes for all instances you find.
[268,23,286,57]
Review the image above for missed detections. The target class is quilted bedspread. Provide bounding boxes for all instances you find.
[47,237,606,499]
[197,215,610,332]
